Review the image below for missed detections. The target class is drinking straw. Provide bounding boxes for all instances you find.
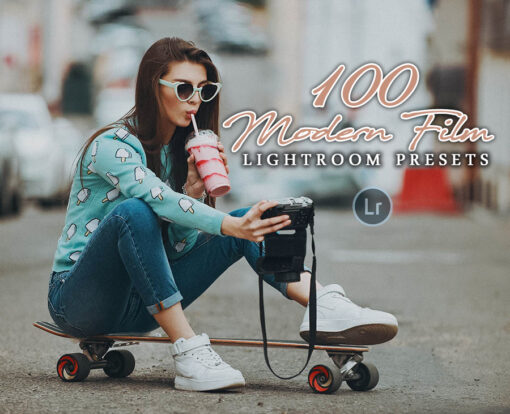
[191,114,199,136]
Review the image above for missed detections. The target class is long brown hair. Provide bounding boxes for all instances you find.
[77,37,221,208]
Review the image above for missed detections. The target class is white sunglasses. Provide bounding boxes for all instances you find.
[158,79,222,102]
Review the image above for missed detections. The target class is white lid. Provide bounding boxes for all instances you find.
[185,130,218,150]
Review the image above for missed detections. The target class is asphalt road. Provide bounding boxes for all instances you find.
[1,4,509,413]
[1,202,509,413]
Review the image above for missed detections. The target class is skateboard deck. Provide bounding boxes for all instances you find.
[34,320,379,393]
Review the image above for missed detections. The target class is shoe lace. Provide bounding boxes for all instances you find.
[330,292,352,303]
[329,292,374,310]
[190,345,224,367]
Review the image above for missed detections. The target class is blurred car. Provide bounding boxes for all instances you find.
[212,24,268,54]
[53,117,85,192]
[90,23,151,92]
[0,94,70,207]
[94,87,135,127]
[195,0,269,54]
[95,47,141,89]
[91,22,153,56]
[83,0,133,24]
[226,167,289,205]
[286,168,361,207]
[227,164,360,208]
[282,142,362,208]
[0,122,23,216]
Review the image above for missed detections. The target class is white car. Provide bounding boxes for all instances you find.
[0,94,70,206]
[53,117,85,194]
[94,87,135,127]
[0,122,23,216]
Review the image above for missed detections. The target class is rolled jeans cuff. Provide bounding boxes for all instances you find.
[146,291,183,315]
[281,264,314,299]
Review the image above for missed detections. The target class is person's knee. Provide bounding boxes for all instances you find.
[226,207,259,254]
[111,198,158,227]
[228,206,250,218]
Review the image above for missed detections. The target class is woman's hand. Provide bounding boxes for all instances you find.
[185,153,206,198]
[184,141,229,198]
[220,200,292,242]
[218,141,229,174]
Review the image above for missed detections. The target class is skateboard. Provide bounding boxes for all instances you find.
[33,320,379,394]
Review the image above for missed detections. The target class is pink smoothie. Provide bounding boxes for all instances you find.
[185,130,230,197]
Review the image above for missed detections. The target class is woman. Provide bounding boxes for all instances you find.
[48,37,398,392]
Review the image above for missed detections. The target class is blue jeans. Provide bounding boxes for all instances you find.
[48,198,301,337]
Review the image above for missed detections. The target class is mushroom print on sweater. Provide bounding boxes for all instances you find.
[76,188,90,205]
[178,198,195,214]
[87,162,96,175]
[66,223,77,241]
[174,238,187,253]
[69,251,81,262]
[91,141,99,162]
[51,128,227,273]
[115,148,132,163]
[84,218,100,236]
[151,186,164,200]
[114,128,129,140]
[106,172,119,187]
[134,166,146,183]
[102,187,120,203]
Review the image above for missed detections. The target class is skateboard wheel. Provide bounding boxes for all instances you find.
[103,350,136,378]
[346,361,379,391]
[57,353,90,382]
[308,364,342,394]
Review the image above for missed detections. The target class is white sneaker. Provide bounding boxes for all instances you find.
[300,284,398,345]
[169,333,245,391]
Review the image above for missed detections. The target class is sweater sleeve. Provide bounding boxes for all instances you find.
[92,135,227,235]
[164,221,199,260]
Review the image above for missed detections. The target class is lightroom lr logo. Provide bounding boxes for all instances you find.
[353,187,392,226]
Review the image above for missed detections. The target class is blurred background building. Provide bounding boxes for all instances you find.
[0,0,509,217]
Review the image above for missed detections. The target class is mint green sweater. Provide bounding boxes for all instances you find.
[52,127,227,272]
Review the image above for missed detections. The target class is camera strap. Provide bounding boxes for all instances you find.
[257,217,317,380]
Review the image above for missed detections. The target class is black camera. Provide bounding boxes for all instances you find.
[256,196,314,283]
